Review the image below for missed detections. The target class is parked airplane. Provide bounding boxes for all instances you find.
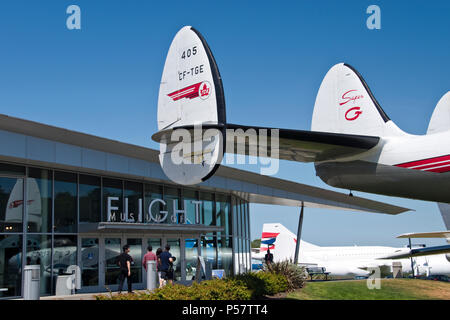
[252,223,450,278]
[152,26,450,206]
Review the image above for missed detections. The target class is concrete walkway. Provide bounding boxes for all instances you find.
[18,290,149,300]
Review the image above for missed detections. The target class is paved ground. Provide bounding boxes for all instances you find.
[18,290,148,300]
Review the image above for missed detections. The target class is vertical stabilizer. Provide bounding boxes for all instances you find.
[427,92,450,135]
[260,223,318,262]
[312,63,404,137]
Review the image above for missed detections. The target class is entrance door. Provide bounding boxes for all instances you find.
[78,237,101,293]
[125,238,142,285]
[78,234,198,293]
[104,237,122,288]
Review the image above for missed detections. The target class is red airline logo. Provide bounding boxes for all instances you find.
[340,90,363,121]
[8,199,34,209]
[168,81,211,101]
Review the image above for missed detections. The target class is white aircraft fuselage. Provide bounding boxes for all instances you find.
[316,128,450,203]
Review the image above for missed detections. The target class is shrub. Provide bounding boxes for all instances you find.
[264,260,307,290]
[95,278,251,300]
[235,271,288,298]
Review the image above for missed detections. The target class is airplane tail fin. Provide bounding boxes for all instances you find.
[260,223,318,262]
[427,92,450,135]
[311,63,405,137]
[152,26,226,185]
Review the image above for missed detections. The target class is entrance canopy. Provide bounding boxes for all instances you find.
[79,222,223,236]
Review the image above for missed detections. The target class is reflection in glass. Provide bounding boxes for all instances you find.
[79,175,101,223]
[200,192,214,227]
[217,237,233,277]
[215,194,231,236]
[0,177,23,233]
[0,235,22,297]
[53,235,77,275]
[105,238,121,285]
[126,238,142,283]
[201,235,217,270]
[103,179,123,222]
[0,163,25,176]
[185,238,198,281]
[124,181,143,223]
[183,189,197,225]
[26,234,52,295]
[166,238,181,281]
[81,238,99,287]
[164,187,180,225]
[144,184,163,223]
[147,238,161,252]
[27,168,52,233]
[54,171,77,233]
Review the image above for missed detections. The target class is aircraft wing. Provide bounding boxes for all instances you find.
[152,123,380,162]
[397,231,450,239]
[379,245,450,259]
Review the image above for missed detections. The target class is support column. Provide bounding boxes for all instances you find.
[294,202,304,265]
[409,238,415,277]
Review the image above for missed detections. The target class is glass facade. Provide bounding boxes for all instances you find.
[79,175,101,223]
[0,161,250,298]
[54,172,77,233]
[0,234,22,298]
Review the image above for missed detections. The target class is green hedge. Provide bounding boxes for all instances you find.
[96,278,251,300]
[96,262,305,300]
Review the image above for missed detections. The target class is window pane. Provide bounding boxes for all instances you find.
[79,175,101,223]
[217,237,233,277]
[103,178,122,222]
[147,238,161,251]
[27,168,52,233]
[0,235,22,298]
[0,163,25,176]
[232,197,239,237]
[185,238,198,281]
[105,238,121,285]
[53,235,77,275]
[124,181,143,223]
[144,184,163,223]
[0,177,23,233]
[26,234,52,295]
[164,187,180,225]
[183,189,197,225]
[81,238,99,287]
[126,238,142,283]
[215,194,231,236]
[54,172,77,233]
[200,192,214,227]
[201,235,217,270]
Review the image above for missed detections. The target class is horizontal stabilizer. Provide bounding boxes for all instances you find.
[380,244,450,259]
[397,231,450,239]
[152,123,380,163]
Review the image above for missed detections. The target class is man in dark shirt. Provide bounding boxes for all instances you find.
[264,249,274,265]
[117,244,134,293]
[159,244,174,285]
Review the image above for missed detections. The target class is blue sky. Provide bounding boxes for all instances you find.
[0,1,449,246]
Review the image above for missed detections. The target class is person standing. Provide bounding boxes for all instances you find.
[264,249,274,265]
[117,244,134,294]
[159,245,174,286]
[142,245,157,272]
[155,248,164,287]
